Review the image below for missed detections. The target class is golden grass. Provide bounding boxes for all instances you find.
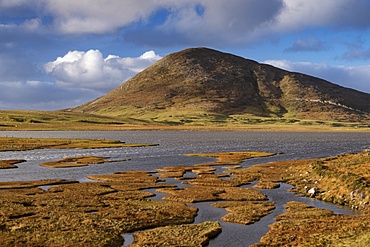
[182,173,237,187]
[212,201,276,225]
[0,109,369,131]
[158,186,267,203]
[253,181,281,189]
[0,137,158,151]
[187,151,277,166]
[0,177,197,246]
[2,147,370,246]
[230,151,370,211]
[130,221,222,247]
[40,156,130,168]
[252,201,370,247]
[0,159,26,169]
[0,179,77,189]
[156,165,196,179]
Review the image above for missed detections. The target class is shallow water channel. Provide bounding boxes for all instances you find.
[0,131,369,246]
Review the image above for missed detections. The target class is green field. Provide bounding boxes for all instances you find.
[0,109,369,131]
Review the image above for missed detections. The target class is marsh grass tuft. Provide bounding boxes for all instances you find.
[130,221,222,246]
[0,137,158,152]
[0,159,26,169]
[252,201,370,247]
[40,156,130,168]
[212,201,276,225]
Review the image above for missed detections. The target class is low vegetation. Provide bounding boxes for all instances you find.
[0,137,158,152]
[130,221,222,246]
[40,156,130,168]
[212,201,276,225]
[229,150,370,211]
[0,159,26,169]
[252,202,370,247]
[1,143,370,246]
[0,109,369,131]
[0,177,197,246]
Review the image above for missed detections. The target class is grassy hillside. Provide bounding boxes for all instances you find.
[0,109,369,131]
[73,48,370,123]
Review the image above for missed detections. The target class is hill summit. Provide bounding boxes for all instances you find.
[73,47,370,123]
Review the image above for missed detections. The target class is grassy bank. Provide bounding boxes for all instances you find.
[0,109,369,131]
[0,137,158,152]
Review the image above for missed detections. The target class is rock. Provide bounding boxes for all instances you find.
[307,187,316,197]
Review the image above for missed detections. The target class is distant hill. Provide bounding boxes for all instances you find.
[72,47,370,124]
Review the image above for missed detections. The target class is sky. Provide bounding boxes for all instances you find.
[1,0,370,110]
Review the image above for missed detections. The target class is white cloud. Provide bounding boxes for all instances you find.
[274,0,370,31]
[45,0,166,34]
[42,0,370,44]
[264,59,370,94]
[3,0,370,46]
[45,49,162,92]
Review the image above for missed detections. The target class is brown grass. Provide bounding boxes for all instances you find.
[0,179,77,189]
[187,151,277,166]
[212,201,276,225]
[0,177,197,246]
[252,201,370,247]
[0,137,158,151]
[158,186,267,203]
[230,151,370,210]
[0,159,26,169]
[2,148,370,246]
[40,156,130,168]
[130,221,222,246]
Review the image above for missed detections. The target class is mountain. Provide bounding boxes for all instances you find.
[72,47,370,124]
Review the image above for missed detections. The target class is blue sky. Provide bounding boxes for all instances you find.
[1,0,370,110]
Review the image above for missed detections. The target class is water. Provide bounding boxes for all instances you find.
[0,130,369,246]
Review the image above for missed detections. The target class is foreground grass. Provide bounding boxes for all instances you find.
[0,151,276,246]
[252,201,370,247]
[130,221,222,247]
[0,174,197,246]
[229,150,370,211]
[2,149,370,246]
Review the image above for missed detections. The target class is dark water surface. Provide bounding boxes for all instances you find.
[0,131,369,246]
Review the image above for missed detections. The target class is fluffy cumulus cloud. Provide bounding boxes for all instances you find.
[264,60,370,93]
[45,50,162,92]
[0,47,161,110]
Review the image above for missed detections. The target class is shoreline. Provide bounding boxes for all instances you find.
[1,124,369,132]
